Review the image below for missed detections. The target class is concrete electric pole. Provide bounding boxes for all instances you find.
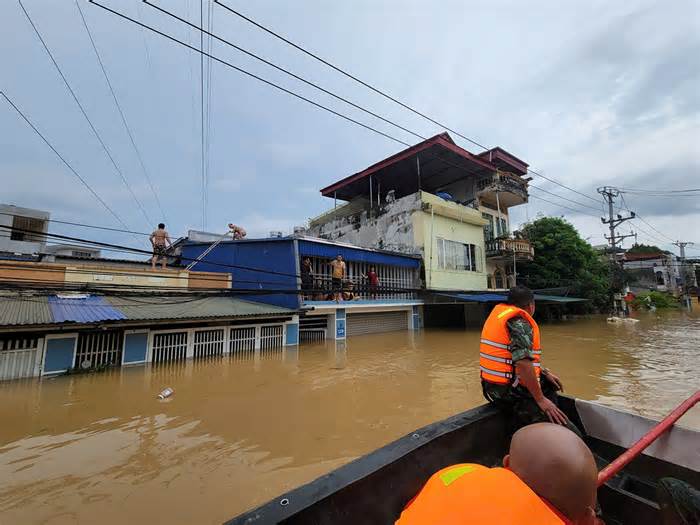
[673,241,695,310]
[597,186,636,314]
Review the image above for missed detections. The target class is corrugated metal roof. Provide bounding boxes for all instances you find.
[105,296,293,321]
[48,295,126,323]
[0,294,293,328]
[0,295,53,326]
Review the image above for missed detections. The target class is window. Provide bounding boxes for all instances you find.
[482,213,494,240]
[496,217,508,237]
[437,238,482,272]
[10,216,45,242]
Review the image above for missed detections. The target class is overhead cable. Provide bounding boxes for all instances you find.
[74,0,169,222]
[18,0,152,228]
[213,0,601,204]
[0,92,132,233]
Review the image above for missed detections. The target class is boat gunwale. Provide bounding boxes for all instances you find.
[225,402,500,524]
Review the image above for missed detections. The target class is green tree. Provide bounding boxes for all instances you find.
[517,217,610,312]
[627,243,669,255]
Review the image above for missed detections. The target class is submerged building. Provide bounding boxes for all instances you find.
[176,235,423,342]
[307,133,534,291]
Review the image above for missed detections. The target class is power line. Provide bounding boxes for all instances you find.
[0,211,149,237]
[0,92,131,232]
[200,0,206,230]
[212,0,601,204]
[619,187,700,194]
[74,0,168,223]
[92,0,605,228]
[528,194,599,218]
[529,186,601,212]
[142,0,425,142]
[88,0,412,148]
[618,194,674,244]
[18,0,152,228]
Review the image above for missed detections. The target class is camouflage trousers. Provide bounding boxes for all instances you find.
[482,378,582,437]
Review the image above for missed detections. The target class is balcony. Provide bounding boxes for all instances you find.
[486,238,534,261]
[477,171,529,208]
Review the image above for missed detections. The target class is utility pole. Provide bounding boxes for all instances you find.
[673,241,695,310]
[597,186,636,315]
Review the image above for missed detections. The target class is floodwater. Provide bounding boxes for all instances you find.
[1,309,699,524]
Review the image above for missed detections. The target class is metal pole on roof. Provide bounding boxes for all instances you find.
[369,174,373,210]
[495,190,503,237]
[416,155,421,192]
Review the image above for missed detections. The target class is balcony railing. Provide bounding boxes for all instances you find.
[477,171,528,198]
[485,238,534,260]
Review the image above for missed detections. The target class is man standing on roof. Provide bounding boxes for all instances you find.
[149,223,172,270]
[480,285,574,432]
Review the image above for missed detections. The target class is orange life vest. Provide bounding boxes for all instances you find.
[395,463,567,525]
[479,303,541,385]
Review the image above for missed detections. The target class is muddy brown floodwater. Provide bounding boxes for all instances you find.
[1,309,699,524]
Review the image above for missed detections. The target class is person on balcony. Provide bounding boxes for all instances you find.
[329,255,346,302]
[363,266,380,299]
[300,257,314,300]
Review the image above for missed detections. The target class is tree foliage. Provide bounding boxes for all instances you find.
[517,217,610,312]
[627,243,669,255]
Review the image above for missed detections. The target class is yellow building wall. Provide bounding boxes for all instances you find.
[414,192,488,290]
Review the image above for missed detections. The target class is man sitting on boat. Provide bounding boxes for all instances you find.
[396,423,599,525]
[480,285,574,431]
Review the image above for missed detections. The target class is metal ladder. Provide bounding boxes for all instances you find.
[184,227,234,271]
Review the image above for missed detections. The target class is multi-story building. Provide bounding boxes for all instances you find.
[307,133,533,291]
[0,204,50,256]
[176,234,423,342]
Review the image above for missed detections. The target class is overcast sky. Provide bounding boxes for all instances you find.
[1,0,698,257]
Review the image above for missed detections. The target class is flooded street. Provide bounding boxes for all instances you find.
[1,310,698,524]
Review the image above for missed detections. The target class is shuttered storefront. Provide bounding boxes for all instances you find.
[346,311,408,336]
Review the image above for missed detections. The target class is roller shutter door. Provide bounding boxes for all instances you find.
[346,311,408,336]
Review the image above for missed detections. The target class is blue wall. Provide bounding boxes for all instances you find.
[298,240,420,268]
[44,336,76,374]
[182,239,300,309]
[285,323,299,346]
[123,332,148,364]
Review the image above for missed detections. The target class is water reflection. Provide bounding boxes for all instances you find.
[0,310,698,524]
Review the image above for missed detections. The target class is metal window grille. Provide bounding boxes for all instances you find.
[0,335,40,380]
[152,331,188,364]
[299,316,327,343]
[75,330,123,369]
[304,256,415,300]
[229,327,256,357]
[300,329,326,343]
[260,325,284,350]
[193,329,225,360]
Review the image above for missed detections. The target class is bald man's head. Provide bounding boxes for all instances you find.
[503,423,598,524]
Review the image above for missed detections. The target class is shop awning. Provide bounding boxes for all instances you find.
[437,293,587,304]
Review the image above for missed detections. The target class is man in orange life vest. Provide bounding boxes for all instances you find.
[480,285,572,430]
[395,423,599,525]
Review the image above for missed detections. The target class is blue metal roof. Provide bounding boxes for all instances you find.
[298,240,420,268]
[48,295,126,323]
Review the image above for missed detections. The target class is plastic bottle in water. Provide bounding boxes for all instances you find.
[157,387,174,399]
